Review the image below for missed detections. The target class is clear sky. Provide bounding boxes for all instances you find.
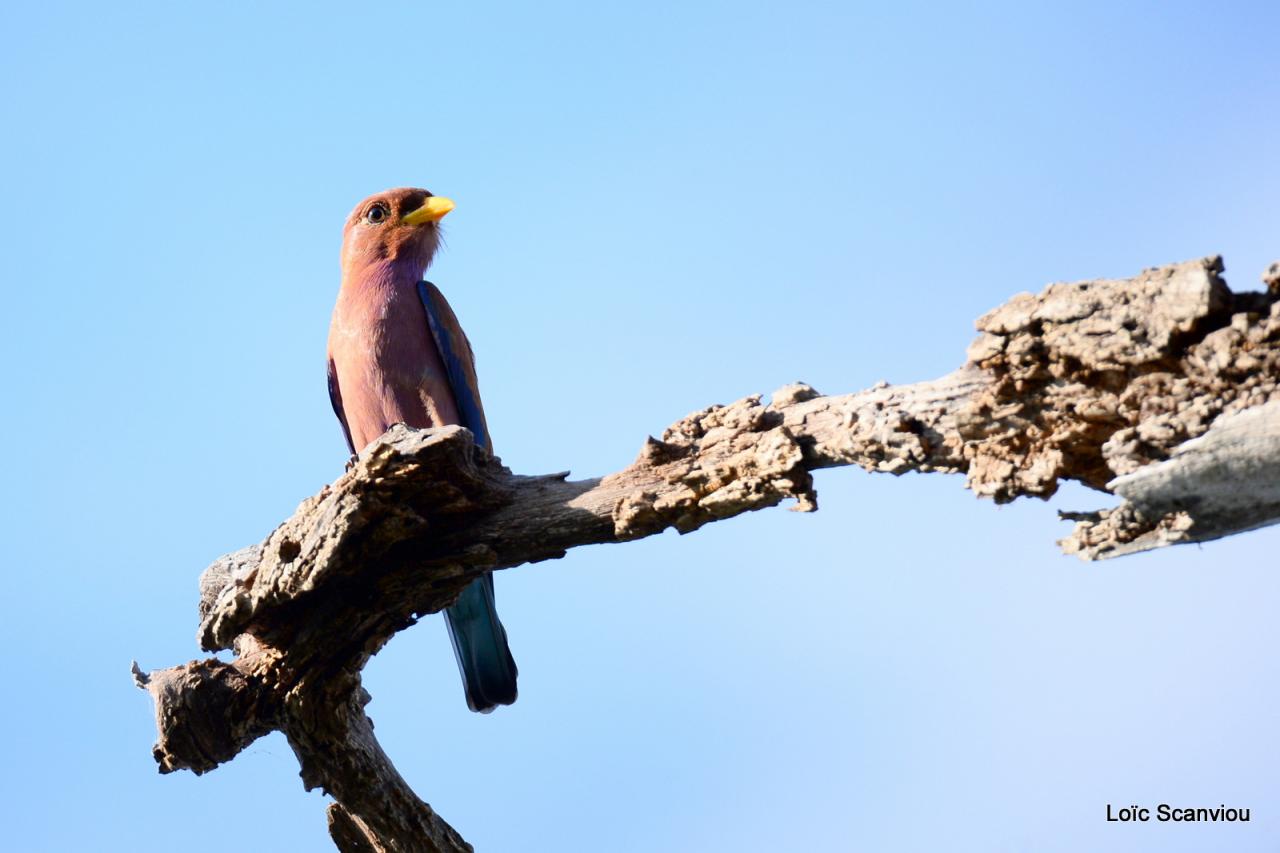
[2,2,1278,851]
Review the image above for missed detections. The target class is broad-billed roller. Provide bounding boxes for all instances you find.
[326,187,518,713]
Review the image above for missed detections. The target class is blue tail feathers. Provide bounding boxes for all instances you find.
[443,572,518,713]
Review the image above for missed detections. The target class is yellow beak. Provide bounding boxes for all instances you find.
[401,195,455,226]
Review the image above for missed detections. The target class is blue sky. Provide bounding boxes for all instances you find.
[2,2,1278,850]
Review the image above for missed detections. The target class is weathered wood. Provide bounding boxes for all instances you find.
[138,255,1280,851]
[1062,399,1280,557]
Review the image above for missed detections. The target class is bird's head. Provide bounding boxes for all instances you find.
[340,187,454,279]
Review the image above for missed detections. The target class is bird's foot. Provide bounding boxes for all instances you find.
[344,454,358,473]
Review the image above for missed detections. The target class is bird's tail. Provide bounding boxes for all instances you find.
[443,572,518,713]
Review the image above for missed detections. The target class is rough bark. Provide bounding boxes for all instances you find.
[138,255,1280,851]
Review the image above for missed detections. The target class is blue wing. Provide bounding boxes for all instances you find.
[327,359,355,455]
[418,281,491,452]
[418,280,517,713]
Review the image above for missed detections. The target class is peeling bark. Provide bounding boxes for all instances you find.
[138,256,1280,851]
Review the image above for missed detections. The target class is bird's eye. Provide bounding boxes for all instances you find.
[365,203,390,224]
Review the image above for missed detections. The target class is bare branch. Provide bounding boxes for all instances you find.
[138,255,1280,850]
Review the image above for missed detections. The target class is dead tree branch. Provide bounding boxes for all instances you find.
[137,255,1280,851]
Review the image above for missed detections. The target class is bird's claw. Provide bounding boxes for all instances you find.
[345,454,358,473]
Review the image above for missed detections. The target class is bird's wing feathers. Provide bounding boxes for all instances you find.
[418,281,492,452]
[419,281,517,713]
[327,358,356,455]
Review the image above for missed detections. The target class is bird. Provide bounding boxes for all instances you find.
[326,187,518,713]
